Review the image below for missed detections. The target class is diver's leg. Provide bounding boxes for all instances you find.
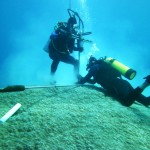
[124,75,150,107]
[136,94,150,107]
[73,60,79,79]
[106,75,150,107]
[51,60,59,75]
[50,60,59,84]
[110,78,135,106]
[133,75,150,106]
[68,57,79,80]
[48,44,60,83]
[124,87,142,107]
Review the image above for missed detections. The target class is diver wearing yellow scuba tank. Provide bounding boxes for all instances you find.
[77,56,150,107]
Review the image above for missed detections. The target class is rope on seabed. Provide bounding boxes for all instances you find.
[25,84,100,89]
[26,84,103,109]
[0,84,100,92]
[0,84,104,112]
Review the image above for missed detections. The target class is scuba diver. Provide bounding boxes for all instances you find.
[77,56,150,107]
[45,9,92,84]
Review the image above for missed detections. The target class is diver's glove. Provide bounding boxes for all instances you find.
[143,75,150,84]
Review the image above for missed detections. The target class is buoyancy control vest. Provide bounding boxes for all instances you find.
[50,22,75,54]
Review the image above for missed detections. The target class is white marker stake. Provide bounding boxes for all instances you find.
[0,103,21,124]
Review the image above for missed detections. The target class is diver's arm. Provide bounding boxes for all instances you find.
[78,72,94,84]
[78,65,98,84]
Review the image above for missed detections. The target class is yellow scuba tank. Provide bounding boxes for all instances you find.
[105,57,136,80]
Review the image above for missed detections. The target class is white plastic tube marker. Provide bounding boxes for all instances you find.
[0,103,21,124]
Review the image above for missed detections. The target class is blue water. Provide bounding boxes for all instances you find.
[0,0,150,96]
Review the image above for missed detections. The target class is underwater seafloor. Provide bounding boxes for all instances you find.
[0,85,149,150]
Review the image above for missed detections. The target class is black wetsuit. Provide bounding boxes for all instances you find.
[48,25,79,77]
[79,60,150,107]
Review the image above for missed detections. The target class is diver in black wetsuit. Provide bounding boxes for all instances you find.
[48,16,83,83]
[78,56,150,107]
[44,9,92,84]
